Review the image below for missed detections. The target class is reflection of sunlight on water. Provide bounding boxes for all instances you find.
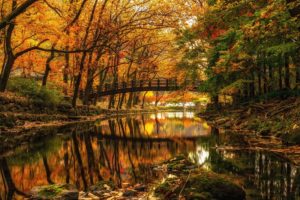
[150,112,195,120]
[189,145,210,169]
[145,122,154,135]
[222,151,235,159]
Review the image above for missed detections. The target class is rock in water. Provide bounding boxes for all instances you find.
[154,155,246,200]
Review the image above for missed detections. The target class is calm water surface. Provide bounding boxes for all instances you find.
[0,112,299,199]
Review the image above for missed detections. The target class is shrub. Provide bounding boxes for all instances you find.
[7,77,63,106]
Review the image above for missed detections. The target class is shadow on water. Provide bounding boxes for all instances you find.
[0,112,299,200]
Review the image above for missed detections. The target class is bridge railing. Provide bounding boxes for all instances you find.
[98,78,179,92]
[89,79,202,96]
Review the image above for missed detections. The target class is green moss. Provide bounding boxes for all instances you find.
[154,156,245,200]
[37,185,64,198]
[166,155,195,172]
[7,77,63,107]
[184,173,245,200]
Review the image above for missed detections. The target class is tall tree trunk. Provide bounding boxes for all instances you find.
[63,30,70,86]
[63,35,70,94]
[268,64,273,92]
[0,1,16,92]
[42,46,55,86]
[72,0,98,107]
[293,55,300,88]
[83,53,94,105]
[249,71,255,98]
[257,63,262,95]
[263,56,267,94]
[278,58,283,90]
[284,54,290,89]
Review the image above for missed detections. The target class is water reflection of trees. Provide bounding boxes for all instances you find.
[191,128,300,200]
[3,115,298,200]
[0,120,196,199]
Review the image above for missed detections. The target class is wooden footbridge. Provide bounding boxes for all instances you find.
[89,78,201,98]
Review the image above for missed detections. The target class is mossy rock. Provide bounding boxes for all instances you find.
[89,180,116,192]
[154,172,245,200]
[282,128,300,145]
[183,173,246,200]
[166,155,196,173]
[154,155,246,200]
[30,184,78,200]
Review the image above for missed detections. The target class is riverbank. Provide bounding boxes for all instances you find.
[0,92,187,155]
[200,96,300,164]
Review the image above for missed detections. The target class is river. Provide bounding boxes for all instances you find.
[0,112,299,199]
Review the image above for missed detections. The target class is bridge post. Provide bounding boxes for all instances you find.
[149,80,151,87]
[122,81,126,89]
[105,83,109,91]
[166,79,169,88]
[157,79,160,88]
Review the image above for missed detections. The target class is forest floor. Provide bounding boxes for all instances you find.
[200,96,300,165]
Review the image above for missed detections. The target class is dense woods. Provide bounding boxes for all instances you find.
[0,0,299,108]
[1,1,300,200]
[177,0,300,104]
[0,0,193,108]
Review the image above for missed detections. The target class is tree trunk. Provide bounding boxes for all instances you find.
[0,6,15,92]
[285,54,290,89]
[268,64,273,92]
[63,42,70,94]
[63,30,70,88]
[293,55,300,88]
[42,46,55,86]
[278,58,283,90]
[249,72,255,98]
[72,0,98,107]
[263,57,267,94]
[257,64,262,95]
[84,68,94,105]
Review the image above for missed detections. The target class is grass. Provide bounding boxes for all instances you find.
[7,77,64,107]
